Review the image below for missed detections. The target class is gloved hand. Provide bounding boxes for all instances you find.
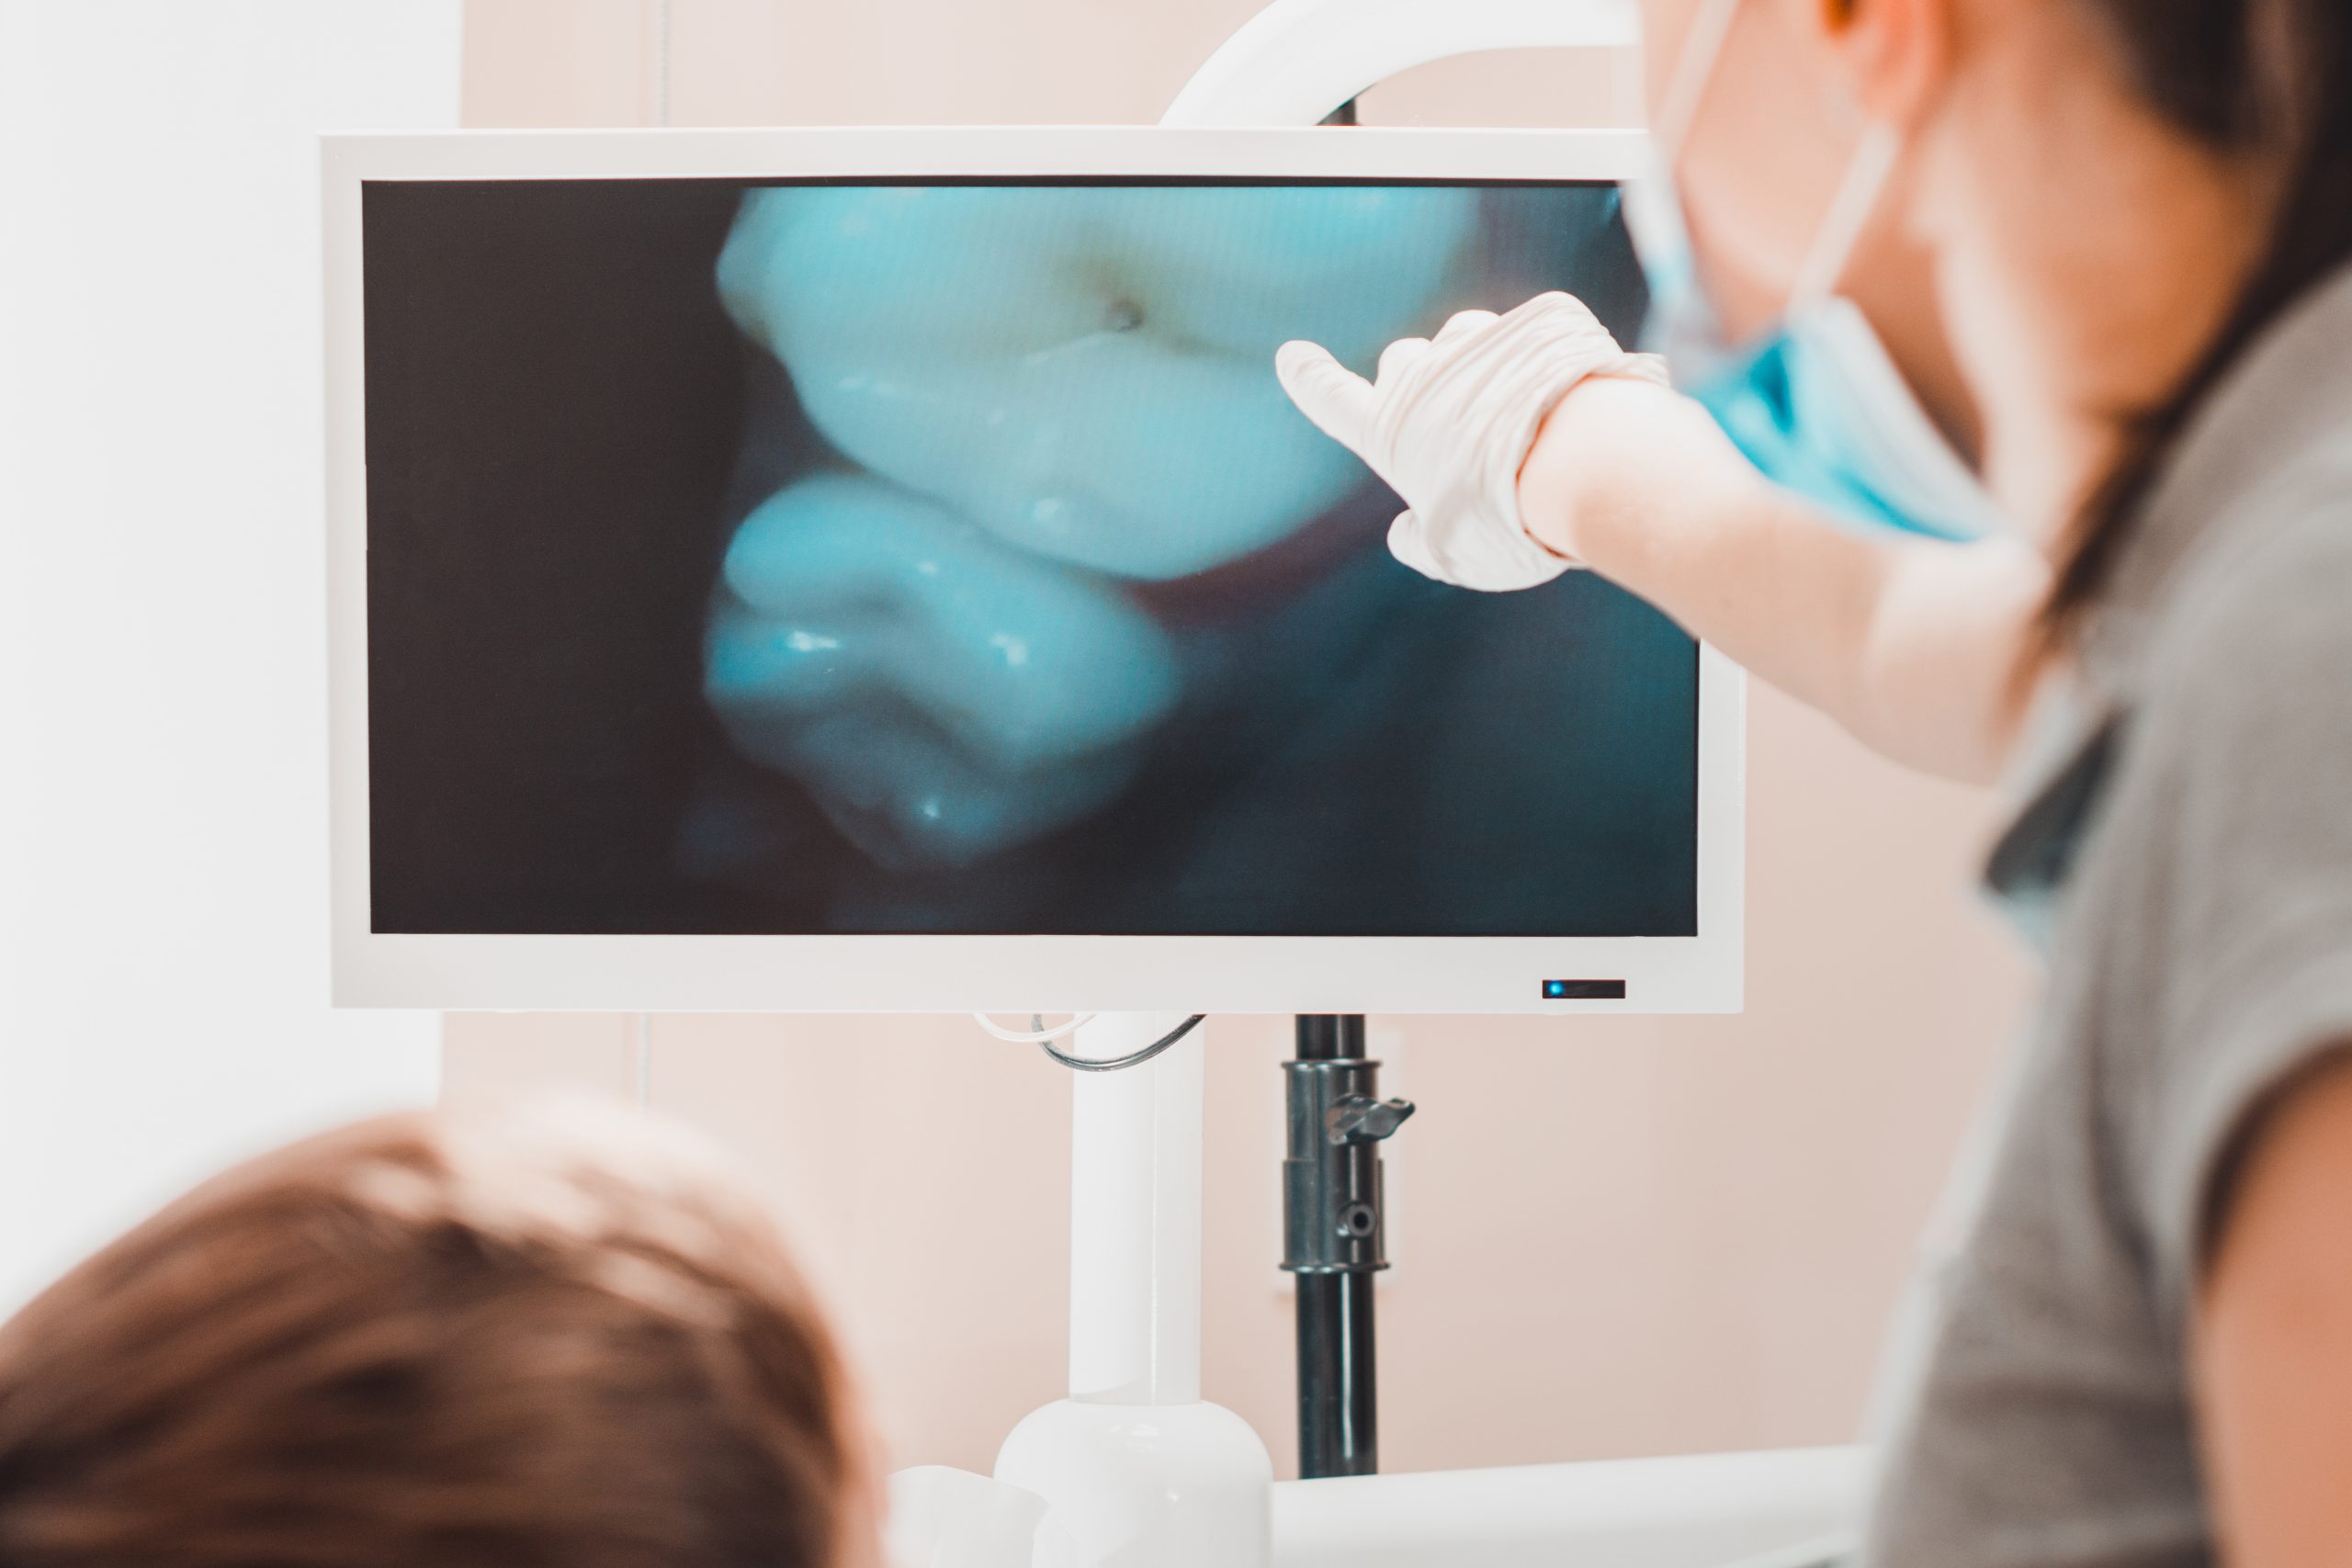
[1275,291,1670,592]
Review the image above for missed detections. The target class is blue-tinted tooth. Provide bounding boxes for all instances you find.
[716,184,1479,580]
[706,474,1182,866]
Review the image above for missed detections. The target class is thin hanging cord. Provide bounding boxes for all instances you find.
[970,1013,1205,1069]
[653,0,673,128]
[973,1012,1099,1043]
[1036,1014,1204,1072]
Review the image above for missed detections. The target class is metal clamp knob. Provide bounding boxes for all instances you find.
[1327,1094,1416,1145]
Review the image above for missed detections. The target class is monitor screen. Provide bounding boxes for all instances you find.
[359,175,1696,941]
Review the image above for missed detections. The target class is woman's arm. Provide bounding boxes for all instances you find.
[2195,1050,2352,1568]
[1276,296,2050,783]
[1519,374,2049,785]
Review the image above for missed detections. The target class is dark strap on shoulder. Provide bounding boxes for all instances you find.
[1985,716,2127,906]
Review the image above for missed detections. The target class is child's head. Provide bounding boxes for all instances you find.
[0,1101,881,1568]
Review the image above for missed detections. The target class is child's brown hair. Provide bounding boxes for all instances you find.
[0,1102,877,1568]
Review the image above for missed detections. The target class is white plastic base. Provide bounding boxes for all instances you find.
[1268,1446,1865,1568]
[995,1398,1274,1568]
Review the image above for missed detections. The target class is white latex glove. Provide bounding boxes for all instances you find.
[1275,291,1669,592]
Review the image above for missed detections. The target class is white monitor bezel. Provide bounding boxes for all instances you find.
[325,125,1742,1015]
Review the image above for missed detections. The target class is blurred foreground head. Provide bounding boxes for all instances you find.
[0,1102,879,1568]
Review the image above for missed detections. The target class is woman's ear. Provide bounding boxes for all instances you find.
[1828,0,1956,130]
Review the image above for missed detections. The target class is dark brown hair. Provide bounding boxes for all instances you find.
[0,1105,876,1568]
[2044,0,2352,642]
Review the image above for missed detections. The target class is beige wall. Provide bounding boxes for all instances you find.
[459,0,1641,130]
[448,0,2033,1481]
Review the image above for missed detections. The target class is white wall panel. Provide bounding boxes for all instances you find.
[0,0,462,1310]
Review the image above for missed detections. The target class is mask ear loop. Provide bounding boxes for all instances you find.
[1786,121,1902,310]
[1623,0,1745,363]
[1651,0,1746,159]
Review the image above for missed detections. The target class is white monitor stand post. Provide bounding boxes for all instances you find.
[992,1015,1273,1566]
[993,7,1657,1562]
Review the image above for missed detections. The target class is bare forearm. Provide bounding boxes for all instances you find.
[2199,1049,2352,1568]
[1519,376,2043,784]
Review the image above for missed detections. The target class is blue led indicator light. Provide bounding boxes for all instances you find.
[1542,979,1629,1001]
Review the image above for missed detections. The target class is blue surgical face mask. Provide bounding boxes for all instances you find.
[1622,0,2003,541]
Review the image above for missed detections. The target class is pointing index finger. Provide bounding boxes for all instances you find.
[1275,338,1378,452]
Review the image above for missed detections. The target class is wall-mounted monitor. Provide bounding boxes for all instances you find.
[326,126,1742,1012]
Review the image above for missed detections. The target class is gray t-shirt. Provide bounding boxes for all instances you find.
[1861,260,2352,1567]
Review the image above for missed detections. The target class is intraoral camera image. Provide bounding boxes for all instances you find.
[361,176,1698,937]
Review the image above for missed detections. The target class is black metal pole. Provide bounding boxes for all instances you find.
[1286,1015,1412,1479]
[1295,1269,1379,1479]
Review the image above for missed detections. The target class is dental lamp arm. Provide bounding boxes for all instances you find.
[1519,374,2049,786]
[1159,0,1636,128]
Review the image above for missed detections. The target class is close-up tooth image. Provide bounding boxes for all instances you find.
[357,174,1698,936]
